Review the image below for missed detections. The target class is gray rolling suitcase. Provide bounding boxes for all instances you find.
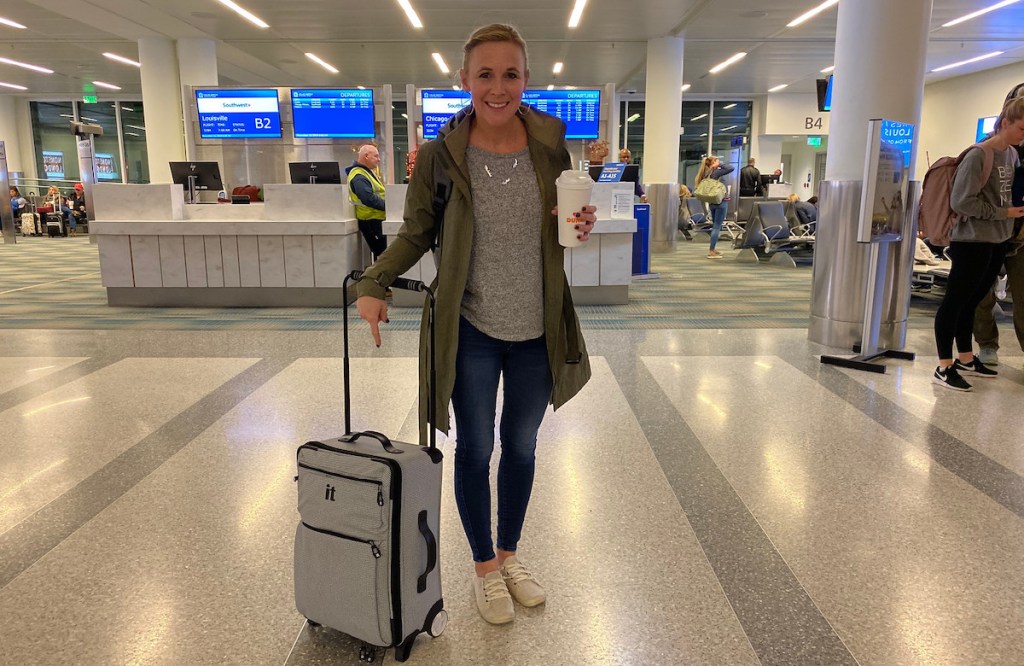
[295,270,446,663]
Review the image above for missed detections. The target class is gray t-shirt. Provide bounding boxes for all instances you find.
[461,145,544,341]
[950,145,1019,243]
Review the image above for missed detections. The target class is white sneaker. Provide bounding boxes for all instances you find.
[977,347,999,366]
[500,555,546,607]
[473,571,514,624]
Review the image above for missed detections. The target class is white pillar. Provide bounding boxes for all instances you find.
[139,37,185,183]
[642,36,684,252]
[825,0,931,180]
[0,96,24,174]
[176,38,219,165]
[15,98,36,180]
[810,0,933,348]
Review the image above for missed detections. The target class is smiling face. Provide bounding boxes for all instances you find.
[460,40,529,131]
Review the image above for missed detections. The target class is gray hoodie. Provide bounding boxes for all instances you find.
[950,145,1019,243]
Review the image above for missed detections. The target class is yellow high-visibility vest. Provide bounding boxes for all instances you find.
[347,166,386,221]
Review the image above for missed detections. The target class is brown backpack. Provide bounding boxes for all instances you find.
[917,144,993,246]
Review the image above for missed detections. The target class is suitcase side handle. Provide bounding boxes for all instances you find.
[417,510,437,593]
[342,270,438,451]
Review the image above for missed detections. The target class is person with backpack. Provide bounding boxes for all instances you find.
[694,155,734,259]
[973,83,1024,367]
[354,23,595,625]
[932,96,1024,391]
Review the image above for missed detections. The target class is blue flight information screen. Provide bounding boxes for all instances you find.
[195,89,282,139]
[292,88,376,139]
[421,89,470,139]
[522,89,601,139]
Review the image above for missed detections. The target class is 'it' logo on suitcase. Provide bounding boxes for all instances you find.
[325,484,336,501]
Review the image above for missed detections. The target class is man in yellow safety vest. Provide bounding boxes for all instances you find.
[346,144,388,260]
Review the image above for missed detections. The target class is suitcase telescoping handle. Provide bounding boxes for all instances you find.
[341,270,437,451]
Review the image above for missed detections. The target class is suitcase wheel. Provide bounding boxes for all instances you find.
[305,618,320,629]
[428,609,448,637]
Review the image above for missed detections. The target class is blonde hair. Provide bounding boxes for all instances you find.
[462,23,529,75]
[995,96,1024,132]
[695,156,717,185]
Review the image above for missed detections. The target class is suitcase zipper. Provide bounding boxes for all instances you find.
[297,463,385,506]
[301,521,381,559]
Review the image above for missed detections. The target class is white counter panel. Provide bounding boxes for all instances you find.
[599,234,633,286]
[159,236,187,287]
[204,237,225,288]
[221,236,241,288]
[94,184,183,221]
[130,236,162,288]
[570,239,601,286]
[98,236,133,287]
[184,237,208,287]
[185,204,266,221]
[284,236,315,288]
[258,236,286,288]
[238,237,261,287]
[312,236,347,288]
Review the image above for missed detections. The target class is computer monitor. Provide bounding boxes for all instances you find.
[816,75,833,112]
[288,161,343,185]
[169,161,224,203]
[976,116,998,142]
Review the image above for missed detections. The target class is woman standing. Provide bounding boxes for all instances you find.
[355,24,595,624]
[694,155,734,258]
[933,96,1024,391]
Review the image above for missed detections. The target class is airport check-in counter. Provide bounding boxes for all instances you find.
[90,183,365,306]
[381,181,638,306]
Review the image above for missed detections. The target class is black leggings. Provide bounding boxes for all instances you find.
[934,241,1008,359]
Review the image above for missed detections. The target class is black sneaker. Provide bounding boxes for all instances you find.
[953,356,998,378]
[932,365,973,392]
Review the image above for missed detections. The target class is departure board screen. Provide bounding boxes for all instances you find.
[421,89,470,139]
[195,89,282,139]
[292,88,376,139]
[522,89,601,139]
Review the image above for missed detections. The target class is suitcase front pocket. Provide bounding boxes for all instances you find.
[297,463,386,534]
[294,523,391,646]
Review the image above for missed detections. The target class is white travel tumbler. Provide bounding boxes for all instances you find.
[554,170,594,248]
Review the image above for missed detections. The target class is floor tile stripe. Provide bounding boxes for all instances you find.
[782,351,1024,521]
[0,355,123,414]
[605,351,859,665]
[0,356,296,590]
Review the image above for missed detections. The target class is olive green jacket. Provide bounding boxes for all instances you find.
[355,105,592,443]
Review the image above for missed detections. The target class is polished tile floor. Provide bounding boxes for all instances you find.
[2,242,1023,665]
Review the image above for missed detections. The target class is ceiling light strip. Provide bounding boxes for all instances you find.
[0,81,27,90]
[431,52,449,74]
[709,52,746,74]
[821,65,835,73]
[0,16,27,29]
[305,52,339,74]
[0,57,53,74]
[396,0,424,28]
[216,0,269,29]
[92,80,121,90]
[931,51,1004,72]
[942,0,1021,27]
[553,62,563,74]
[681,83,691,92]
[568,0,588,28]
[769,84,789,92]
[787,0,839,28]
[103,52,141,68]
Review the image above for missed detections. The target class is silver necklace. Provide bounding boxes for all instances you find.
[484,157,518,185]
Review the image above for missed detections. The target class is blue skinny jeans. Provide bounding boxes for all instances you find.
[450,316,553,563]
[708,202,728,251]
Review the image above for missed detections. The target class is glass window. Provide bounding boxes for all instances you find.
[119,102,149,183]
[31,101,79,188]
[622,101,644,165]
[711,101,752,162]
[392,101,409,183]
[79,101,123,184]
[679,101,711,188]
